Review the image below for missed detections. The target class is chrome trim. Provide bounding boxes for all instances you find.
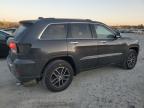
[100,41,107,43]
[80,53,123,60]
[38,22,99,40]
[67,38,93,40]
[69,41,79,44]
[38,24,50,39]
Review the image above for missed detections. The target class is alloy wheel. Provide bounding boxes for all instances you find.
[127,53,137,68]
[50,67,70,88]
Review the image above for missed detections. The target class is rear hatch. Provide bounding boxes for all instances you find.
[8,20,36,61]
[14,20,36,41]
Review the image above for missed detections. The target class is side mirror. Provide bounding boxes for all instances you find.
[115,31,121,38]
[116,31,120,36]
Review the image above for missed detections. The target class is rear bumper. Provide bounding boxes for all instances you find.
[7,56,40,82]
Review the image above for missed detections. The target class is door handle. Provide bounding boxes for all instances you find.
[70,41,79,44]
[100,41,107,43]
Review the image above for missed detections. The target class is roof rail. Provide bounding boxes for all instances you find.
[85,19,92,21]
[38,17,45,20]
[38,17,55,20]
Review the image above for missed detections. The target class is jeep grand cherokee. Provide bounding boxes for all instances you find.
[7,18,139,92]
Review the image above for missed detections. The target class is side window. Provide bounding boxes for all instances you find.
[94,25,114,39]
[70,24,92,39]
[41,24,67,40]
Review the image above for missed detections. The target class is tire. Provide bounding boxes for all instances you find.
[42,60,74,92]
[123,49,138,69]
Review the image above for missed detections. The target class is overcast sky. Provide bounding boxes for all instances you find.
[0,0,144,25]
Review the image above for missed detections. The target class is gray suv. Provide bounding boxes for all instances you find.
[7,18,139,92]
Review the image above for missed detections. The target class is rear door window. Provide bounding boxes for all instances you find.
[70,23,92,39]
[41,24,67,40]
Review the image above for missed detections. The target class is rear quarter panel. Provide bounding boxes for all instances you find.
[28,39,68,76]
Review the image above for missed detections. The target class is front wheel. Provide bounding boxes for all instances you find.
[123,49,138,69]
[42,60,74,92]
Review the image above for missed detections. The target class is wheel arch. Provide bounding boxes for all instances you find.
[40,56,78,79]
[129,46,139,54]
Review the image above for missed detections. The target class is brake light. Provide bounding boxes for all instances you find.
[9,42,16,49]
[9,41,17,53]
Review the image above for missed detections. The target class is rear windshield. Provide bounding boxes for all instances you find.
[14,25,27,38]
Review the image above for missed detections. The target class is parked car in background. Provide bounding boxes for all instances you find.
[7,18,139,92]
[136,29,144,34]
[0,30,13,57]
[118,29,133,33]
[3,28,16,35]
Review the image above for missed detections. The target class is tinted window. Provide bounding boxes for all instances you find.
[14,25,27,38]
[70,24,92,39]
[94,25,114,39]
[41,24,67,40]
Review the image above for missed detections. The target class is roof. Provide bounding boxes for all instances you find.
[20,17,101,24]
[40,17,99,23]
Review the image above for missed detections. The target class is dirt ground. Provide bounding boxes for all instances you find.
[0,33,144,108]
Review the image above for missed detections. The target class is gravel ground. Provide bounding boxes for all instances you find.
[0,33,144,108]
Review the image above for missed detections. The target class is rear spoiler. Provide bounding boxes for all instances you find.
[19,20,36,26]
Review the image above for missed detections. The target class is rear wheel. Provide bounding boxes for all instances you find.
[123,49,138,69]
[42,60,74,92]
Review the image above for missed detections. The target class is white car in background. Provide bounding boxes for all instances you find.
[3,28,16,35]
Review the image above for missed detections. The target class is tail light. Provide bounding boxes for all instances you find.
[9,41,17,53]
[7,38,31,54]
